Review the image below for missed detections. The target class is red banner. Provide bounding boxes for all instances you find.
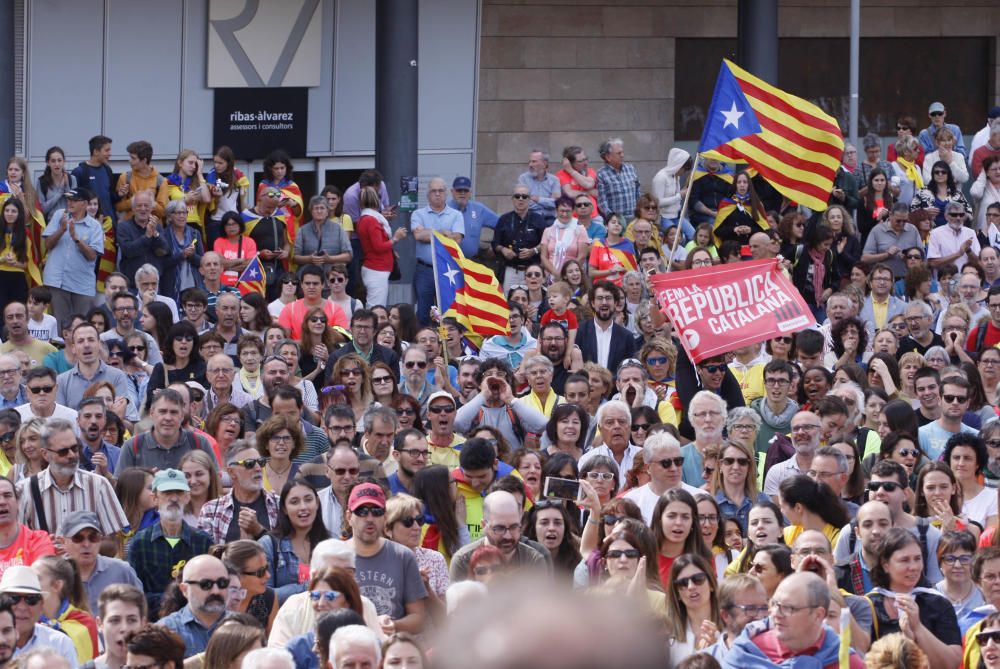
[649,259,815,364]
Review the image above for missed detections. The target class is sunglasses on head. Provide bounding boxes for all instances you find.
[353,506,386,518]
[868,480,903,493]
[184,577,230,591]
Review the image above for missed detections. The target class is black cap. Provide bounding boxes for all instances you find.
[65,187,95,202]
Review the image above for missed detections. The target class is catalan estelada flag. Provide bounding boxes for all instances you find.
[236,254,266,297]
[712,197,768,245]
[698,59,844,212]
[95,215,116,294]
[432,232,509,337]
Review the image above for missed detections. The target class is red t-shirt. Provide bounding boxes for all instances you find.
[540,308,578,332]
[556,168,598,209]
[213,236,258,286]
[0,525,55,578]
[278,299,349,339]
[966,321,1000,352]
[657,554,675,589]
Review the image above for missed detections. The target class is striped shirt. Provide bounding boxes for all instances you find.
[16,468,127,535]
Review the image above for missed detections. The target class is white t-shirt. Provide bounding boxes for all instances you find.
[963,485,999,528]
[28,314,59,343]
[624,481,704,525]
[15,403,79,434]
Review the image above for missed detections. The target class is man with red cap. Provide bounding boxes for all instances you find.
[346,482,427,635]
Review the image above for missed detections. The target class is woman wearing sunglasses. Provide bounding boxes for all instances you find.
[590,519,665,618]
[144,321,204,413]
[298,306,338,385]
[215,540,278,636]
[285,566,366,666]
[385,493,448,617]
[868,528,962,669]
[665,553,721,664]
[328,354,373,430]
[878,432,927,500]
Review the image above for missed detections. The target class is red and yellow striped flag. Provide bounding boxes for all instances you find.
[432,232,509,337]
[698,59,844,212]
[95,215,116,294]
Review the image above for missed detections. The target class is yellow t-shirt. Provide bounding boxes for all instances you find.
[871,298,889,331]
[730,362,766,405]
[783,522,841,548]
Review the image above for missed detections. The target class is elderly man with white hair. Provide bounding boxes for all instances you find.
[268,539,382,647]
[577,400,641,475]
[134,263,179,321]
[328,625,381,669]
[241,648,295,669]
[624,431,702,524]
[681,391,729,487]
[928,200,979,273]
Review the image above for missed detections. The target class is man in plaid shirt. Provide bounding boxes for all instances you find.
[198,443,279,544]
[596,138,641,220]
[128,469,213,616]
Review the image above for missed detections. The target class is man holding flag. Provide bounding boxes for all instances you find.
[412,178,464,325]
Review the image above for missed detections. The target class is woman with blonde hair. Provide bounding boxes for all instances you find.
[12,416,46,483]
[865,633,929,669]
[384,494,448,613]
[166,149,210,231]
[179,449,220,525]
[897,351,926,405]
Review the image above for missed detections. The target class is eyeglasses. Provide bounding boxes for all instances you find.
[398,514,426,528]
[690,410,722,420]
[728,604,769,616]
[208,367,233,375]
[0,368,18,377]
[47,444,78,456]
[341,368,362,377]
[511,193,530,200]
[397,448,430,460]
[575,202,592,208]
[942,554,974,566]
[220,415,242,425]
[675,572,709,589]
[698,514,719,524]
[128,345,146,352]
[868,480,903,493]
[113,306,136,314]
[791,424,821,433]
[631,423,651,432]
[656,457,685,469]
[525,272,543,278]
[330,467,359,477]
[396,407,416,416]
[763,377,790,387]
[71,530,101,544]
[281,278,299,286]
[309,590,342,602]
[646,356,668,366]
[184,577,230,591]
[769,601,817,616]
[173,334,195,343]
[233,457,268,469]
[942,394,968,404]
[606,549,640,559]
[269,434,294,444]
[488,523,520,536]
[329,276,346,284]
[977,630,1000,647]
[586,471,614,481]
[730,424,756,432]
[27,385,54,394]
[404,361,428,369]
[353,506,386,518]
[721,456,750,467]
[243,565,269,578]
[428,405,454,414]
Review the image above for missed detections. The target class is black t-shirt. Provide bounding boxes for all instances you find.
[225,493,272,542]
[896,333,945,358]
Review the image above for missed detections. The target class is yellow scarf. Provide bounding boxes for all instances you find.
[896,158,924,189]
[525,390,561,418]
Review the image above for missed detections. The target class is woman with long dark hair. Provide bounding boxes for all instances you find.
[412,464,470,562]
[205,145,248,248]
[664,552,722,663]
[259,479,328,605]
[35,146,76,218]
[145,321,205,411]
[713,170,766,246]
[141,301,173,352]
[790,224,838,320]
[523,499,581,576]
[860,167,895,238]
[913,160,972,228]
[777,474,849,546]
[651,488,712,587]
[389,303,420,346]
[0,197,29,305]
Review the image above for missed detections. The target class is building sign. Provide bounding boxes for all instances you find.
[213,87,308,159]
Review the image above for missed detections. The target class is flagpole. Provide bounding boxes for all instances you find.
[667,152,700,272]
[429,233,449,368]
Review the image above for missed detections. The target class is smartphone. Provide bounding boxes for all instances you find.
[543,476,581,502]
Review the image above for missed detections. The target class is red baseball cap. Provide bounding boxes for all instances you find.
[348,483,386,511]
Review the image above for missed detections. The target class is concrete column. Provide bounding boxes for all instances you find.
[0,0,15,161]
[737,0,778,85]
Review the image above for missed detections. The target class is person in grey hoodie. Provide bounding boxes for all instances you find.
[651,147,694,241]
[751,359,799,459]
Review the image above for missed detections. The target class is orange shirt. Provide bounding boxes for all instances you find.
[0,525,56,577]
[278,299,349,339]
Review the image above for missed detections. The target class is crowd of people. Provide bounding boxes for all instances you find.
[0,101,997,669]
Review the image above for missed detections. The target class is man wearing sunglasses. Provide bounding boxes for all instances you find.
[16,417,126,539]
[347,482,427,633]
[918,375,978,461]
[16,367,76,426]
[0,566,77,667]
[198,444,279,545]
[277,264,349,340]
[492,184,546,293]
[58,510,141,616]
[157,554,232,657]
[624,431,701,525]
[832,460,942,584]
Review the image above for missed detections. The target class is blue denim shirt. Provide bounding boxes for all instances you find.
[287,632,321,669]
[158,606,230,658]
[715,489,770,534]
[259,534,306,605]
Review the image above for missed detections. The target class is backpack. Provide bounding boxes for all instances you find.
[470,404,525,448]
[847,516,931,573]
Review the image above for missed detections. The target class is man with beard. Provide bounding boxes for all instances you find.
[128,469,213,615]
[16,418,126,537]
[530,322,582,395]
[456,358,481,404]
[763,411,823,500]
[388,429,429,496]
[118,389,214,471]
[93,585,147,669]
[198,443,279,544]
[0,598,16,669]
[455,358,547,453]
[346,482,427,633]
[157,554,231,657]
[624,431,701,524]
[58,511,141,616]
[0,567,77,667]
[577,281,636,373]
[680,391,728,487]
[242,356,292,433]
[76,398,119,478]
[99,292,163,366]
[327,309,398,379]
[449,490,549,581]
[0,355,25,412]
[0,479,53,580]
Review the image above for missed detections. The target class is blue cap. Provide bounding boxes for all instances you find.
[452,176,472,190]
[989,107,1000,120]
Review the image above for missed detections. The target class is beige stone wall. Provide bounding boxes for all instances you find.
[475,0,999,215]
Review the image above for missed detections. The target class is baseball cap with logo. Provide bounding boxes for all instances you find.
[452,176,472,190]
[152,468,191,493]
[348,482,386,511]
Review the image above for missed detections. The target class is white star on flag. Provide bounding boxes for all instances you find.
[443,267,459,285]
[721,101,744,129]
